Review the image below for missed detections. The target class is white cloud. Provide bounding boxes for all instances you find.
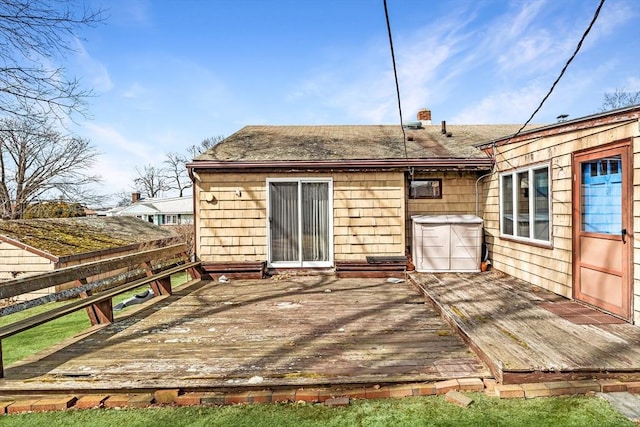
[394,14,482,119]
[110,0,153,27]
[80,121,166,184]
[92,157,133,195]
[497,31,554,72]
[122,82,148,99]
[73,39,113,93]
[624,77,640,92]
[512,1,547,33]
[285,11,477,125]
[452,84,546,124]
[78,122,172,202]
[589,0,638,37]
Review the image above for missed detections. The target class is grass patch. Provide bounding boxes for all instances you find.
[0,303,91,366]
[0,394,633,427]
[0,272,191,367]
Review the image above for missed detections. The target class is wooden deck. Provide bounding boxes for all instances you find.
[411,271,640,384]
[0,275,488,393]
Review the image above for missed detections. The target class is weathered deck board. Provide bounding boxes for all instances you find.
[411,271,640,383]
[0,276,488,392]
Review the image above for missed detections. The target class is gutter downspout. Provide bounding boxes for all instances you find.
[475,172,492,218]
[188,167,198,263]
[475,171,493,269]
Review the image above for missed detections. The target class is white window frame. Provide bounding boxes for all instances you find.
[266,177,334,268]
[165,214,178,224]
[499,164,551,244]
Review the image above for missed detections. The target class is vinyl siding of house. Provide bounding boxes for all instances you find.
[195,171,406,264]
[196,172,267,262]
[483,119,640,323]
[333,171,405,261]
[0,241,54,280]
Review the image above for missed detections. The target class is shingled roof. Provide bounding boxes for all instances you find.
[0,216,178,259]
[194,124,533,162]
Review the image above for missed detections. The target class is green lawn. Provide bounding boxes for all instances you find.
[1,272,190,367]
[0,393,632,427]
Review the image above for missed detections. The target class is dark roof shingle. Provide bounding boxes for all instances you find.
[195,124,536,162]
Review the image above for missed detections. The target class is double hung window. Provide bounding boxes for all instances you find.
[500,165,550,243]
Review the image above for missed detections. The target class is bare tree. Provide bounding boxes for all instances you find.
[133,164,169,198]
[112,190,134,207]
[128,136,224,201]
[187,135,224,159]
[0,116,101,219]
[164,152,191,197]
[600,88,640,112]
[0,0,104,122]
[163,136,225,198]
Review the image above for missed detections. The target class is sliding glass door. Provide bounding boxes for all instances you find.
[268,179,332,267]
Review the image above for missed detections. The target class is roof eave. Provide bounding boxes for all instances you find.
[0,235,59,263]
[187,158,493,172]
[475,104,640,149]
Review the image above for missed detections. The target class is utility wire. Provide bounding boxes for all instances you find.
[383,0,409,164]
[511,0,606,139]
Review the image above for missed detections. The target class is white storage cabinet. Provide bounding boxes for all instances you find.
[412,215,483,272]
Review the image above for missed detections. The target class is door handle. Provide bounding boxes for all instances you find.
[622,229,627,243]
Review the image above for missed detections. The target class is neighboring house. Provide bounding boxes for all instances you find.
[111,195,194,226]
[0,216,180,282]
[186,109,529,279]
[476,104,640,324]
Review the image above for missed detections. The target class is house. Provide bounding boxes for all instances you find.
[476,104,640,324]
[0,216,180,282]
[110,194,194,226]
[186,109,529,278]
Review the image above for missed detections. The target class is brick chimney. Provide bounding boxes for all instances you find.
[417,108,432,125]
[132,192,141,203]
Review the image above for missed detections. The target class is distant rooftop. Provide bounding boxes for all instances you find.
[113,195,193,216]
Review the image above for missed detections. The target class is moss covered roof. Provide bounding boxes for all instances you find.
[0,216,178,258]
[194,124,541,162]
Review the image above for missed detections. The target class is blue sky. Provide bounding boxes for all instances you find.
[68,0,640,200]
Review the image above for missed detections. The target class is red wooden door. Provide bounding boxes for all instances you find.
[572,141,632,320]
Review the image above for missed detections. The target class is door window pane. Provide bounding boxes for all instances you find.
[302,182,329,262]
[581,155,622,234]
[269,182,299,262]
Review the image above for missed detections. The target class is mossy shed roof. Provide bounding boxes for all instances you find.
[0,216,178,258]
[194,124,535,162]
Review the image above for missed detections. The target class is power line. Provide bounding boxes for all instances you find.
[512,0,606,139]
[383,0,409,163]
